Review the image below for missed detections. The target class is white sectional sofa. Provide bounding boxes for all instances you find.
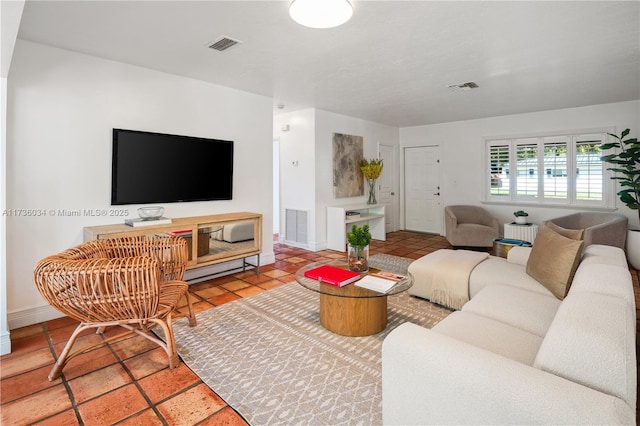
[382,244,636,425]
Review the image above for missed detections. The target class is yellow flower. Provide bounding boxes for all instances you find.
[360,158,383,180]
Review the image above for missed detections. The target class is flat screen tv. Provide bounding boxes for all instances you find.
[111,128,233,205]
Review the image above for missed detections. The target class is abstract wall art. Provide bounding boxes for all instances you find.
[332,133,364,198]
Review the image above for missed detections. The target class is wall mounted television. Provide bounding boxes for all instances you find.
[111,128,233,205]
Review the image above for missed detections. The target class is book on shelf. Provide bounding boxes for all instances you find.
[356,271,406,293]
[166,229,192,236]
[345,211,361,220]
[303,265,361,287]
[124,217,172,227]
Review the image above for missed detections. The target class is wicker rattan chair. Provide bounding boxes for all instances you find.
[33,235,197,381]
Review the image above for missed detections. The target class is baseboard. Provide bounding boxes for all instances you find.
[8,304,64,330]
[0,330,11,355]
[8,253,277,330]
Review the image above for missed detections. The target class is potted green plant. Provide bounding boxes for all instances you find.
[347,224,371,272]
[513,210,529,225]
[600,128,640,269]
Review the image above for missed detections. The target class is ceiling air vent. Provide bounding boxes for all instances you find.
[447,81,479,91]
[207,36,242,52]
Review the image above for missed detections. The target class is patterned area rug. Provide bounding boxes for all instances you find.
[171,254,451,425]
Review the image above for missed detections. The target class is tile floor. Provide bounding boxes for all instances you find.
[1,231,638,425]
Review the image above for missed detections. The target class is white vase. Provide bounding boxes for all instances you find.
[626,229,640,270]
[515,216,527,225]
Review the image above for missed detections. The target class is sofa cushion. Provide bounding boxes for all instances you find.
[433,311,543,365]
[469,256,552,298]
[569,263,634,307]
[533,293,637,410]
[462,284,560,337]
[526,225,584,299]
[545,221,584,240]
[580,244,629,269]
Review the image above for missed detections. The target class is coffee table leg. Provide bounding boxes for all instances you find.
[319,294,387,336]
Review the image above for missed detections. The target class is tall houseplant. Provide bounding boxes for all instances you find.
[601,128,640,268]
[347,224,371,272]
[361,158,383,204]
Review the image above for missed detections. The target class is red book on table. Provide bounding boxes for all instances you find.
[303,265,361,287]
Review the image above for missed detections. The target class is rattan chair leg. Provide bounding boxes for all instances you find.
[48,323,94,381]
[186,295,197,327]
[147,315,179,369]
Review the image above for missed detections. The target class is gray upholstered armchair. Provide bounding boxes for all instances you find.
[444,205,499,248]
[544,212,628,249]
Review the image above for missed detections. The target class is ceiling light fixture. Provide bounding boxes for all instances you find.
[289,0,353,29]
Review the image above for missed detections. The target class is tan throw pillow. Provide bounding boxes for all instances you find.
[545,221,584,240]
[526,226,584,300]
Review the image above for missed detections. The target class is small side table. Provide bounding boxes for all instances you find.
[493,239,532,259]
[504,222,539,244]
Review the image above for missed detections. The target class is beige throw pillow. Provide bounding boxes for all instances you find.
[526,225,584,300]
[545,221,584,240]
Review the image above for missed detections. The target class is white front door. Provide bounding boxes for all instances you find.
[378,144,396,233]
[404,146,441,233]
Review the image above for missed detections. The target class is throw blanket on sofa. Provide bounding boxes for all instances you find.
[430,250,489,310]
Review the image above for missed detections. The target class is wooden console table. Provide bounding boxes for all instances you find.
[84,212,262,274]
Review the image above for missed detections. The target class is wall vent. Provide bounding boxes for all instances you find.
[285,209,308,245]
[447,81,479,91]
[207,36,242,52]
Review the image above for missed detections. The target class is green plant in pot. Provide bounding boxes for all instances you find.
[600,128,640,269]
[347,224,371,273]
[513,210,529,224]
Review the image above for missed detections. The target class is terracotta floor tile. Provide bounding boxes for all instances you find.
[0,347,54,379]
[278,274,298,283]
[193,286,227,299]
[45,316,79,331]
[46,323,94,345]
[209,292,241,306]
[109,334,159,361]
[241,273,274,285]
[138,363,200,403]
[68,363,132,403]
[8,323,44,341]
[57,344,119,380]
[234,286,264,298]
[124,347,171,380]
[263,269,291,278]
[192,300,215,314]
[116,408,164,425]
[257,279,288,290]
[199,406,249,425]
[36,408,81,426]
[1,364,60,404]
[4,332,49,357]
[78,383,149,425]
[156,383,226,426]
[221,280,251,291]
[0,384,72,425]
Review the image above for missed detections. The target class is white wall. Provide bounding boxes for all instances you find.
[1,0,25,355]
[314,109,400,249]
[6,40,274,329]
[274,108,316,245]
[400,100,640,231]
[274,108,399,251]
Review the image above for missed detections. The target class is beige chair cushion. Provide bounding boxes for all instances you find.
[526,225,584,300]
[545,221,584,241]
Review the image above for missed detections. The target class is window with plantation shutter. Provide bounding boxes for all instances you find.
[515,141,539,200]
[489,143,510,197]
[484,130,613,208]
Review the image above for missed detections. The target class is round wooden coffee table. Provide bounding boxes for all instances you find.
[295,260,413,336]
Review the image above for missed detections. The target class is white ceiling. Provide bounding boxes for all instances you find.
[15,0,640,127]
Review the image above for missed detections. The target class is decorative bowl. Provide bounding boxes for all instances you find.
[138,206,165,220]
